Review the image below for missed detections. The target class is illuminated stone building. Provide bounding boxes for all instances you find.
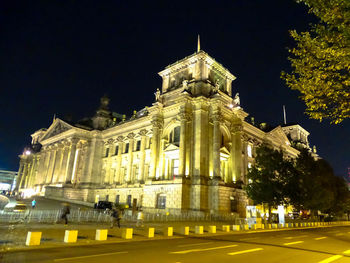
[16,44,312,216]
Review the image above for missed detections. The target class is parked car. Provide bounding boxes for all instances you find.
[4,202,27,212]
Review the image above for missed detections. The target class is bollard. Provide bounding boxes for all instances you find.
[271,224,277,229]
[243,224,249,230]
[279,224,284,228]
[251,224,257,230]
[222,225,230,232]
[232,225,240,231]
[195,226,204,234]
[122,228,133,239]
[164,227,173,237]
[181,226,189,235]
[267,224,272,229]
[64,230,78,243]
[95,229,108,241]
[261,224,265,229]
[26,231,42,246]
[208,225,216,234]
[147,227,154,238]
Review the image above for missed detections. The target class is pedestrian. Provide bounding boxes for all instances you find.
[61,203,70,225]
[110,207,121,228]
[136,208,144,227]
[31,199,36,209]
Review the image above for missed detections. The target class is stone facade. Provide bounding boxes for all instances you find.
[16,47,312,217]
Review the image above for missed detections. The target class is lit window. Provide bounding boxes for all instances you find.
[173,159,179,175]
[248,162,252,169]
[247,145,252,157]
[248,179,253,184]
[169,126,180,146]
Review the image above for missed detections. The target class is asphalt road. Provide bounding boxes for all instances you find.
[2,226,350,263]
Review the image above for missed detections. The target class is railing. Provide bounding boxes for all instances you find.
[0,209,241,224]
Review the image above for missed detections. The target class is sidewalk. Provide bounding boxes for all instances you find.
[1,220,347,253]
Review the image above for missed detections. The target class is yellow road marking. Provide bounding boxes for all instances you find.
[228,248,263,256]
[54,251,128,261]
[343,250,350,254]
[315,237,327,240]
[284,241,304,246]
[318,255,343,263]
[178,242,213,247]
[170,245,238,254]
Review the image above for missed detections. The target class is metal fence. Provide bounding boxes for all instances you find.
[0,209,242,224]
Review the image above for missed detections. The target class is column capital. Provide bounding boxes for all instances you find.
[105,138,115,145]
[230,123,243,134]
[127,132,135,139]
[139,129,148,136]
[68,138,80,145]
[116,136,124,142]
[151,120,163,129]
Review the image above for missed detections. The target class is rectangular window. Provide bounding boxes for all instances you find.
[125,143,129,153]
[247,145,252,158]
[136,140,141,151]
[248,162,252,169]
[115,146,119,155]
[172,159,179,175]
[115,195,120,205]
[105,148,109,157]
[127,195,132,207]
[157,194,166,209]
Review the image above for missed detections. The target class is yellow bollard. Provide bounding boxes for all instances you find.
[64,230,78,243]
[222,225,230,232]
[26,231,42,246]
[122,228,133,239]
[164,227,173,237]
[232,225,240,231]
[147,227,154,238]
[181,226,189,235]
[195,226,203,234]
[95,229,108,241]
[208,225,216,234]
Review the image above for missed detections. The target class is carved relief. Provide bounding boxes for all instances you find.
[42,122,71,141]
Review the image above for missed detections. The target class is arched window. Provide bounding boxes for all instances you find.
[169,126,180,146]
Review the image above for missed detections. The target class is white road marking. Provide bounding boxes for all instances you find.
[227,248,263,256]
[54,251,128,261]
[315,237,327,240]
[240,237,259,241]
[318,255,343,263]
[335,233,344,236]
[177,242,213,247]
[284,235,308,239]
[343,249,350,254]
[283,241,304,246]
[170,245,238,254]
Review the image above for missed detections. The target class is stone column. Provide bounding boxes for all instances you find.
[139,129,147,182]
[58,142,70,183]
[126,133,135,183]
[36,148,47,185]
[15,159,25,191]
[44,148,53,184]
[104,139,114,185]
[150,115,163,179]
[231,122,243,183]
[52,143,64,183]
[212,112,221,179]
[178,109,189,177]
[65,138,79,184]
[19,163,28,190]
[115,136,124,184]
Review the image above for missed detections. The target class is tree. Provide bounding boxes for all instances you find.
[245,144,294,222]
[281,0,350,124]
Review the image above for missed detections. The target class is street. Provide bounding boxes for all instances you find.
[2,225,350,263]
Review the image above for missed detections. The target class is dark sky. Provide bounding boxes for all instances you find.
[1,1,349,177]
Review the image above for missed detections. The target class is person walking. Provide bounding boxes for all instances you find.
[61,203,70,225]
[110,207,121,228]
[31,199,36,209]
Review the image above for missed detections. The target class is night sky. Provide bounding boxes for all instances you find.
[1,1,349,177]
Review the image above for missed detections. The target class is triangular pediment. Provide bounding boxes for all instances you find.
[267,126,291,146]
[220,146,230,155]
[40,119,74,142]
[164,143,179,152]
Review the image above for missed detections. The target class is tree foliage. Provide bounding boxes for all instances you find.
[246,144,350,219]
[282,0,350,124]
